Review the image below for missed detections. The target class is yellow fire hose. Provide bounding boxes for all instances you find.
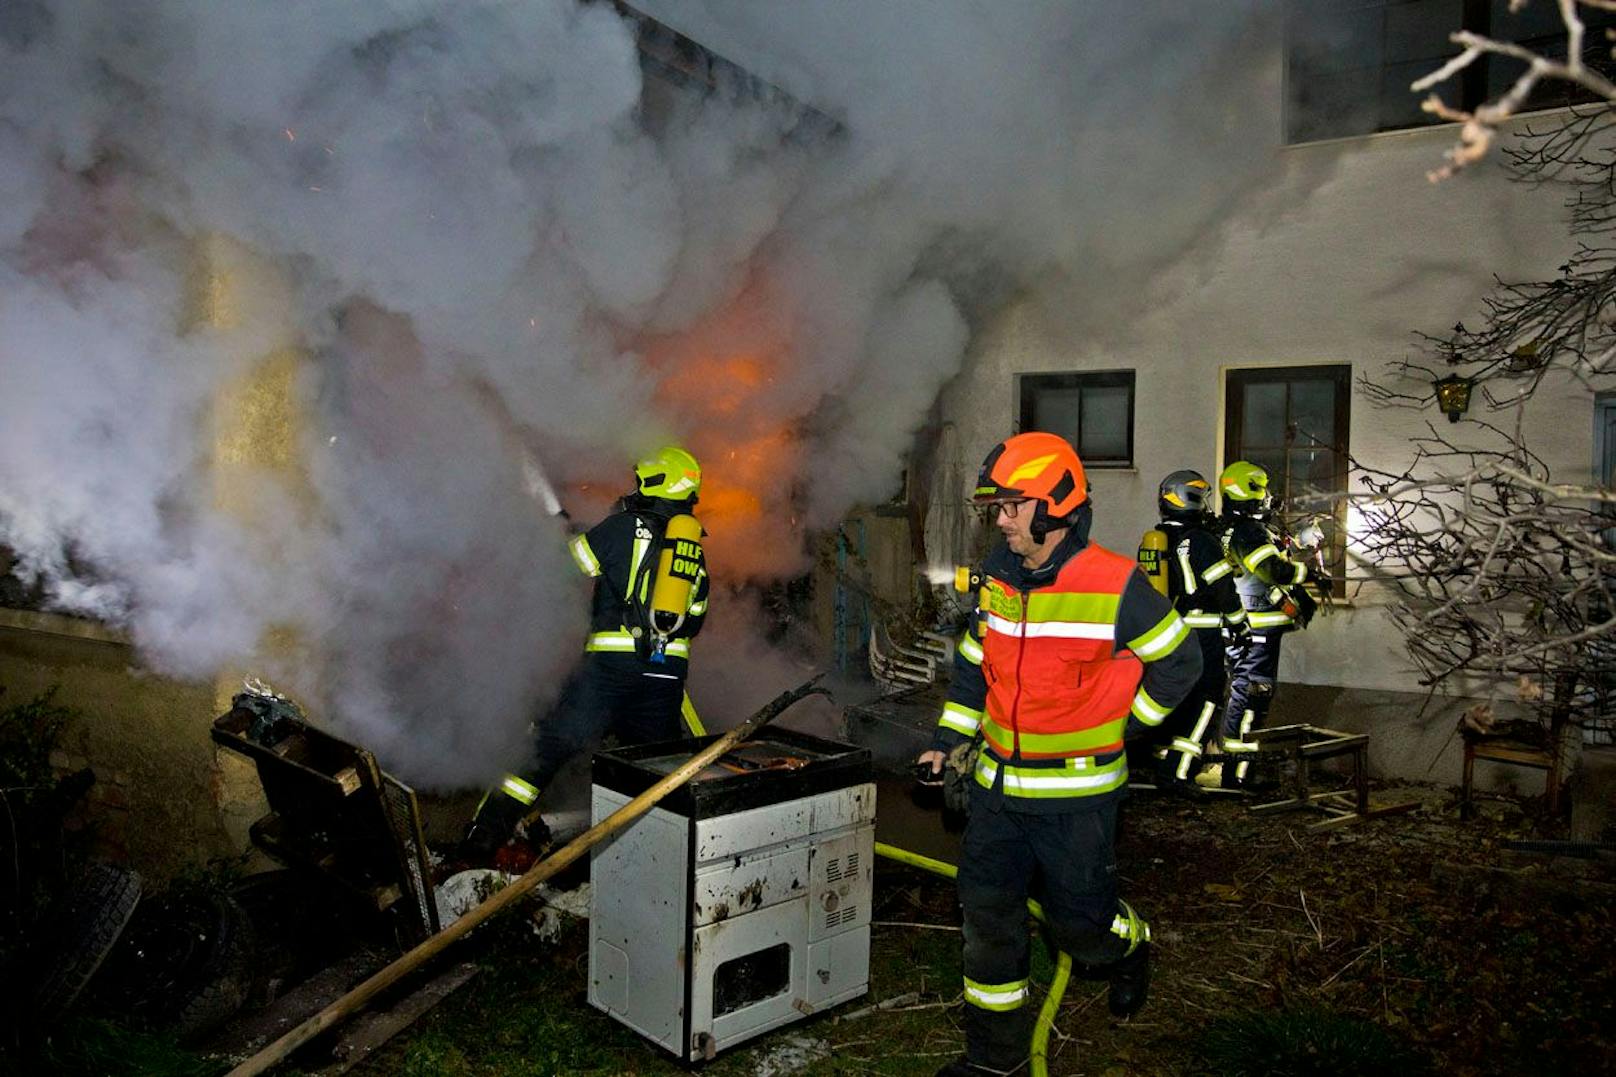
[874,842,1073,1077]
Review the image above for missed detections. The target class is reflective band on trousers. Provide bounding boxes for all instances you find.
[1110,900,1151,946]
[964,976,1028,1011]
[1183,612,1222,628]
[958,634,984,665]
[1247,610,1292,628]
[586,631,689,658]
[975,753,1128,797]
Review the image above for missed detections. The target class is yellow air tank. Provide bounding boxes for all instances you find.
[650,514,704,638]
[1137,528,1170,596]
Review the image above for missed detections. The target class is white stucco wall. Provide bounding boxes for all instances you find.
[937,113,1600,702]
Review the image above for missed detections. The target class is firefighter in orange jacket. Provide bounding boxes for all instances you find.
[917,433,1201,1077]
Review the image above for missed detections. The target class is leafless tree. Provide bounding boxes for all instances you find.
[1349,1,1616,749]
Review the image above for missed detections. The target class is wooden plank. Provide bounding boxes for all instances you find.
[312,962,481,1075]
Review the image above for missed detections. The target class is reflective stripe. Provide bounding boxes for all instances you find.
[1291,560,1309,585]
[1202,558,1234,582]
[939,701,983,736]
[1024,591,1121,624]
[1170,737,1203,756]
[1130,686,1170,726]
[500,774,540,805]
[986,612,1112,641]
[958,634,984,665]
[1242,543,1281,572]
[1187,701,1216,743]
[983,713,1125,754]
[1176,544,1198,596]
[1128,609,1189,660]
[568,535,601,577]
[1247,610,1292,628]
[1110,900,1151,948]
[688,599,708,616]
[963,977,1028,1011]
[627,532,652,602]
[1174,702,1218,781]
[586,631,689,659]
[1183,612,1222,628]
[975,753,1129,797]
[1225,607,1247,624]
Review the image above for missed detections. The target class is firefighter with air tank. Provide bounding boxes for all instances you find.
[1135,470,1244,792]
[460,445,710,863]
[1208,460,1330,789]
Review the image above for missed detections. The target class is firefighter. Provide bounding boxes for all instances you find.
[916,433,1201,1077]
[459,445,709,863]
[1136,470,1244,791]
[1211,460,1327,788]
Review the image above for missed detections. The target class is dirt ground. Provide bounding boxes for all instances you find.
[342,778,1613,1077]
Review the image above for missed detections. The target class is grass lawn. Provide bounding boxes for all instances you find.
[13,781,1613,1076]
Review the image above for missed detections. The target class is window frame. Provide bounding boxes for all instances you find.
[1014,369,1137,470]
[1282,0,1616,145]
[1224,363,1353,588]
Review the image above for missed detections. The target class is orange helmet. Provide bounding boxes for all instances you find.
[975,432,1088,536]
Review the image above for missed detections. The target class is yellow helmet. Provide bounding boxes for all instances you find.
[1219,460,1270,512]
[634,445,701,501]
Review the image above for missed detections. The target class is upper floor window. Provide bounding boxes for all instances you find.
[1285,0,1616,144]
[1016,370,1135,469]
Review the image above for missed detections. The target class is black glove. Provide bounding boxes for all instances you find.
[1288,586,1318,628]
[1313,571,1334,599]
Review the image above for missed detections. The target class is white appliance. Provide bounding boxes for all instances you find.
[588,731,876,1061]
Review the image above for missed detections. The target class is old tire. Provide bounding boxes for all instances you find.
[93,891,257,1041]
[32,861,143,1025]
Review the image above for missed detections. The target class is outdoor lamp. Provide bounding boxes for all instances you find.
[1433,373,1473,423]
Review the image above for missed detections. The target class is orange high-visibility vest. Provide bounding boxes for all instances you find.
[977,544,1141,760]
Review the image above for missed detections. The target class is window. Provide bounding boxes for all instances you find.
[1285,1,1616,143]
[1224,365,1351,584]
[1016,370,1135,468]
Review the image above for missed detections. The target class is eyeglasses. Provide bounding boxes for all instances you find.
[975,498,1031,522]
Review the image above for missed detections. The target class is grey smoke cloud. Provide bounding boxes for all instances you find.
[0,0,1283,787]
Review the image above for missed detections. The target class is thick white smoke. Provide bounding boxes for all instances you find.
[0,0,1284,785]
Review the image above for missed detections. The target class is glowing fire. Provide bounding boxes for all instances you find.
[640,280,806,579]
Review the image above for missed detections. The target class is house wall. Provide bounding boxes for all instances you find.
[934,114,1600,790]
[0,611,260,883]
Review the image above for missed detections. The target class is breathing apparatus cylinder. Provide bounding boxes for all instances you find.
[1137,528,1170,596]
[648,514,703,661]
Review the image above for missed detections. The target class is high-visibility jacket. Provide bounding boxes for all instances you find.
[565,495,709,671]
[932,528,1201,808]
[1220,514,1310,631]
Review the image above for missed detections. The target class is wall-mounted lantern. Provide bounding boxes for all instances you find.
[1433,373,1473,423]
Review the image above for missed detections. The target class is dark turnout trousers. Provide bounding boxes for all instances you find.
[955,786,1137,1070]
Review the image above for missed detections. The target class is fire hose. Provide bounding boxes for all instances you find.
[874,842,1071,1077]
[226,676,827,1077]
